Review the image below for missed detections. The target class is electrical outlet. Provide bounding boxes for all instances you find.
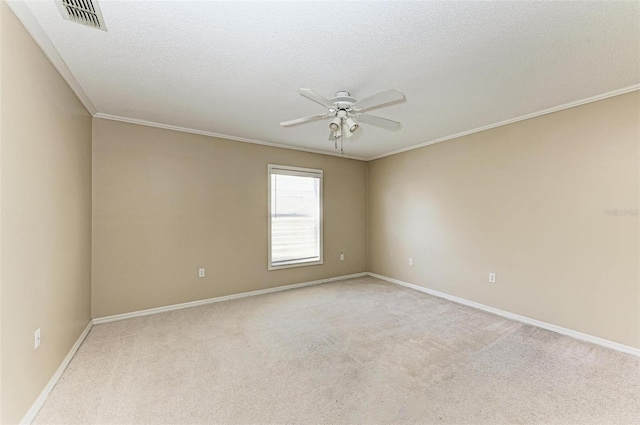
[340,252,344,261]
[35,328,41,350]
[409,258,413,266]
[199,268,205,278]
[489,273,496,283]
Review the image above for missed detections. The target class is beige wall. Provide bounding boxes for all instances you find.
[368,91,640,349]
[1,3,638,423]
[0,2,93,423]
[92,118,367,318]
[0,2,4,421]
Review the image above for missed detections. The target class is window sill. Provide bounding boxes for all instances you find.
[268,259,323,271]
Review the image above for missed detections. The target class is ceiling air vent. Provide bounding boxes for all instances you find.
[55,0,107,31]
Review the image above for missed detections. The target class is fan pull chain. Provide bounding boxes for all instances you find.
[340,120,344,154]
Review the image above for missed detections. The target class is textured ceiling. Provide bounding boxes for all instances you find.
[20,0,640,159]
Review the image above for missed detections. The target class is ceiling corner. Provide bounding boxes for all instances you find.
[7,0,97,115]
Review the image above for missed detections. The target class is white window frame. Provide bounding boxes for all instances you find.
[268,164,323,271]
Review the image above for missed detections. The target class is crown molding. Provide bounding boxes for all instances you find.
[97,85,640,163]
[94,113,367,161]
[7,1,638,162]
[6,0,97,115]
[366,84,640,161]
[6,0,362,161]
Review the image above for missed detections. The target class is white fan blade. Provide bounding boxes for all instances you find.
[355,114,402,130]
[280,113,330,127]
[297,88,336,109]
[351,89,405,112]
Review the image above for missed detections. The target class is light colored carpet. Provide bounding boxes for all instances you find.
[34,276,640,424]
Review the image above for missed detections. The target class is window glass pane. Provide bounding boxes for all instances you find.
[270,173,320,265]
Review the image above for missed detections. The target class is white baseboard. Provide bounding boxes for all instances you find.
[368,272,640,358]
[20,273,368,424]
[93,272,368,325]
[20,320,94,425]
[22,270,635,425]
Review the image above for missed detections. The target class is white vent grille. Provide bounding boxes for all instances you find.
[55,0,107,31]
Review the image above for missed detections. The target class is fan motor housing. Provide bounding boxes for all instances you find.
[331,91,357,109]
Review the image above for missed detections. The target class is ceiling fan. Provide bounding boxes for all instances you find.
[280,88,405,153]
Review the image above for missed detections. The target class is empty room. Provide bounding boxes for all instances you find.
[1,0,639,424]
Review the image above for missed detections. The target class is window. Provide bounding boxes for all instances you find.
[268,164,323,270]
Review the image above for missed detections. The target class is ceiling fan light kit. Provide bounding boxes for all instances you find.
[345,117,359,132]
[280,88,405,154]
